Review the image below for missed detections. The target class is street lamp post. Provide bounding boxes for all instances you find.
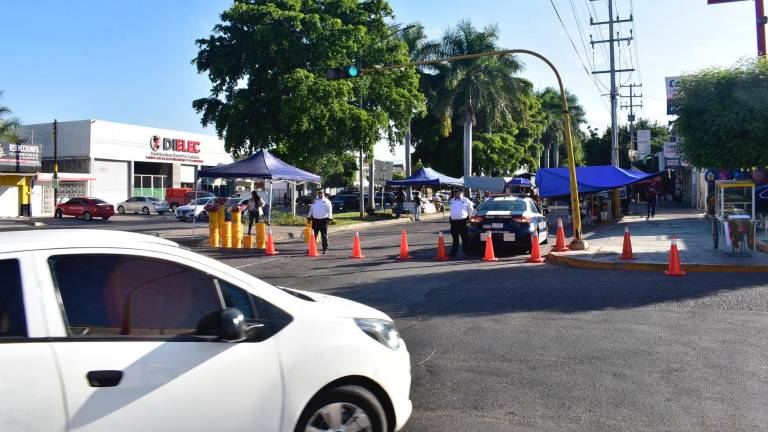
[360,49,587,248]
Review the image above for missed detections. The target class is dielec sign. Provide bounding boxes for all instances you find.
[0,142,42,173]
[146,135,204,164]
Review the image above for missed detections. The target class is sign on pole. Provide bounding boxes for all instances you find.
[665,76,681,115]
[373,160,393,186]
[636,129,651,158]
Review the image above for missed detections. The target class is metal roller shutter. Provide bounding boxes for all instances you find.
[92,159,129,205]
[0,186,19,216]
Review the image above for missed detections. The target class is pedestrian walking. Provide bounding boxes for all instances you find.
[395,188,406,218]
[646,180,659,219]
[449,189,474,257]
[247,191,265,235]
[412,191,422,221]
[308,190,333,254]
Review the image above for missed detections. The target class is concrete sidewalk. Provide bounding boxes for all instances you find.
[549,202,768,272]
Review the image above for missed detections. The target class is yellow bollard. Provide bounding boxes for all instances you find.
[222,222,232,248]
[209,229,219,247]
[217,205,226,224]
[231,210,242,249]
[303,222,312,243]
[243,235,253,248]
[255,222,266,249]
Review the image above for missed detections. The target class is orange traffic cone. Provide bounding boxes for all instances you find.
[307,231,320,257]
[553,217,570,252]
[527,231,545,264]
[435,232,449,261]
[664,235,686,276]
[349,231,365,259]
[265,230,278,256]
[482,233,498,262]
[620,225,636,260]
[397,229,412,260]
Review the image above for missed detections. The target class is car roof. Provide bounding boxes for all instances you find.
[0,229,180,254]
[488,196,528,201]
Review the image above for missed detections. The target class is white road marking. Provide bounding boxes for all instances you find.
[236,257,280,269]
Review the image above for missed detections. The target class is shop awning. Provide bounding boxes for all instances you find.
[536,166,659,198]
[198,149,321,183]
[386,167,463,187]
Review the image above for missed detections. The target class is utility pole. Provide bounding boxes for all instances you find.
[52,119,59,207]
[620,83,643,157]
[591,0,633,218]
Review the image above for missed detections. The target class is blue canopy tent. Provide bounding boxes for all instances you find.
[536,166,659,198]
[197,149,321,225]
[385,167,463,187]
[507,177,533,188]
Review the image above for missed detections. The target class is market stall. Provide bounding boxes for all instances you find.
[386,167,463,215]
[712,180,756,255]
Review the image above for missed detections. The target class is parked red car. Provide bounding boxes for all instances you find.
[54,197,115,221]
[165,188,215,211]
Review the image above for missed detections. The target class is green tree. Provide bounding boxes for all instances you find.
[583,119,669,169]
[537,87,585,168]
[193,0,424,179]
[0,92,23,144]
[423,20,528,176]
[675,58,768,168]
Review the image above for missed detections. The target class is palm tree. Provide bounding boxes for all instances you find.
[0,92,23,144]
[424,20,527,177]
[537,87,585,167]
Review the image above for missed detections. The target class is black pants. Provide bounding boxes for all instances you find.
[311,218,330,251]
[647,196,657,218]
[247,210,260,235]
[450,218,469,255]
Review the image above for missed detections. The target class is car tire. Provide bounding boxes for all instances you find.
[294,385,387,432]
[54,209,63,219]
[117,205,125,214]
[142,206,150,215]
[83,211,92,221]
[198,211,208,222]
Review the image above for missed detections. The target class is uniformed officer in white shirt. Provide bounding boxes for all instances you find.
[308,190,333,253]
[448,189,474,257]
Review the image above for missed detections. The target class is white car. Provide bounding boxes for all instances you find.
[175,197,216,221]
[0,230,412,432]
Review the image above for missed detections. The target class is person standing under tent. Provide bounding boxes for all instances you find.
[412,191,423,221]
[646,180,659,219]
[395,188,406,218]
[247,191,265,235]
[449,189,474,258]
[308,190,333,254]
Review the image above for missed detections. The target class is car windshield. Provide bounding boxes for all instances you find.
[477,199,527,212]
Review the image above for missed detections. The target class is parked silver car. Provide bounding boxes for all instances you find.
[117,196,170,215]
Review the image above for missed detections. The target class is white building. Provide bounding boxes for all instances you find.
[21,119,234,214]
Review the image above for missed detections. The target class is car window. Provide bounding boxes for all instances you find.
[67,198,81,205]
[147,197,159,202]
[477,199,527,212]
[0,259,27,338]
[91,199,106,204]
[218,279,257,319]
[530,202,541,214]
[48,254,222,337]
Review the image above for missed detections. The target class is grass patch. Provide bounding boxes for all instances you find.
[270,210,308,226]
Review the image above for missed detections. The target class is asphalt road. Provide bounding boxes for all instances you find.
[205,219,768,431]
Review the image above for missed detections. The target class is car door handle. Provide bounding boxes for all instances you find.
[86,370,123,387]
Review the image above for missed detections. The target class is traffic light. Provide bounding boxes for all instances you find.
[325,65,361,80]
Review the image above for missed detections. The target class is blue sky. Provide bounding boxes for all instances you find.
[1,0,759,161]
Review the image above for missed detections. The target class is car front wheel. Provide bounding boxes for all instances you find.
[197,211,208,222]
[117,205,125,214]
[142,206,150,215]
[295,385,387,432]
[83,211,93,221]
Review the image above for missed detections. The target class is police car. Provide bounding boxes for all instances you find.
[467,195,549,253]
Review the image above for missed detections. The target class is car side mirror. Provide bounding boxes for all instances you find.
[196,307,261,342]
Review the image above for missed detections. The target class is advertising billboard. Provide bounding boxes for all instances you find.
[636,129,651,158]
[665,76,681,115]
[0,142,42,173]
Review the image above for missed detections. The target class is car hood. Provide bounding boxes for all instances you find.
[278,287,391,321]
[178,204,203,211]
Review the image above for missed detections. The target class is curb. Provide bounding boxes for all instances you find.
[547,252,768,273]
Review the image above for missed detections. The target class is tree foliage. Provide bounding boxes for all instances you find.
[0,92,23,144]
[193,0,424,175]
[675,59,768,169]
[583,119,669,169]
[537,87,585,167]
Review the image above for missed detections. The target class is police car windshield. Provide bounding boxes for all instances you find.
[477,199,527,212]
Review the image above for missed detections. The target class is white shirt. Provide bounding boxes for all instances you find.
[450,196,474,220]
[308,197,333,219]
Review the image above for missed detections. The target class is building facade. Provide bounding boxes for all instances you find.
[21,119,233,213]
[0,141,42,217]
